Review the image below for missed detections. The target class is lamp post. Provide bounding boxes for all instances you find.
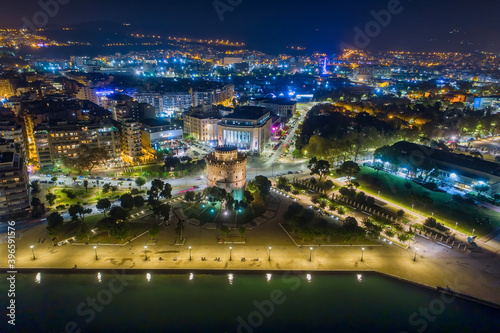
[413,247,418,261]
[94,246,98,260]
[455,222,458,230]
[229,246,232,261]
[472,229,475,236]
[268,247,272,261]
[309,247,313,261]
[189,246,192,261]
[30,245,35,260]
[361,247,365,261]
[144,246,148,260]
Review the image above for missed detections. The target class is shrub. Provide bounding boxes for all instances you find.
[397,209,405,217]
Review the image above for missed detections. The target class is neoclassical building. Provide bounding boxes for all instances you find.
[205,145,247,199]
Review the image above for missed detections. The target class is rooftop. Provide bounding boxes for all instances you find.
[392,141,500,177]
[223,106,268,120]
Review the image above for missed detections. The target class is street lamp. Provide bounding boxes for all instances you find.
[144,246,148,260]
[361,247,365,261]
[94,246,98,260]
[30,245,35,260]
[189,246,192,261]
[268,247,272,261]
[229,246,232,261]
[413,247,418,261]
[309,247,313,261]
[455,222,458,230]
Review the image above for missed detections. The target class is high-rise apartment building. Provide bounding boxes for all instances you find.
[0,140,30,222]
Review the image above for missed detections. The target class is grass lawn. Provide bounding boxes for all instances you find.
[355,167,500,237]
[282,224,377,245]
[86,223,150,244]
[52,188,127,206]
[121,164,165,177]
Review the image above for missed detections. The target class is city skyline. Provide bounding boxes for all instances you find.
[0,0,499,54]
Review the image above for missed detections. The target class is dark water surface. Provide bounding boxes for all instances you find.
[1,271,498,333]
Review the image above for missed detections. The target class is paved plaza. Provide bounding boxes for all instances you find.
[3,195,500,307]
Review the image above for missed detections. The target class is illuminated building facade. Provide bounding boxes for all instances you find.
[33,121,121,168]
[218,107,272,154]
[205,145,247,198]
[0,140,30,222]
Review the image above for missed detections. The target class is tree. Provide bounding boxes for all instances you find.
[120,193,134,210]
[45,192,57,206]
[83,180,89,193]
[68,204,92,223]
[308,158,330,180]
[51,177,58,182]
[220,225,230,240]
[397,209,405,217]
[243,190,254,204]
[248,175,272,197]
[30,180,40,194]
[68,204,84,222]
[135,177,146,189]
[337,161,361,183]
[277,176,289,190]
[344,216,358,229]
[64,145,109,174]
[149,223,160,240]
[424,217,438,228]
[96,198,111,217]
[102,183,112,194]
[46,212,64,236]
[473,183,490,196]
[238,227,246,236]
[184,191,195,201]
[158,203,171,225]
[31,197,41,209]
[160,182,172,199]
[109,206,129,222]
[133,195,145,208]
[111,221,131,240]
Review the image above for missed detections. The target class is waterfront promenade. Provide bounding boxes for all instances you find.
[3,194,500,308]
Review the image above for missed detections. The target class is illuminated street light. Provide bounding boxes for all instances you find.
[229,246,232,261]
[414,247,419,261]
[94,246,98,260]
[189,246,192,260]
[472,229,475,236]
[144,246,148,260]
[268,247,272,261]
[30,245,35,260]
[361,247,365,261]
[455,222,458,230]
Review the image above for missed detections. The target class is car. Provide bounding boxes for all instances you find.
[111,178,117,181]
[195,177,202,180]
[48,181,55,184]
[96,177,103,180]
[57,240,67,246]
[40,180,48,184]
[118,178,125,181]
[288,171,293,174]
[88,176,96,179]
[126,178,133,181]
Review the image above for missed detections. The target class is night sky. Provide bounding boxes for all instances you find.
[2,0,500,54]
